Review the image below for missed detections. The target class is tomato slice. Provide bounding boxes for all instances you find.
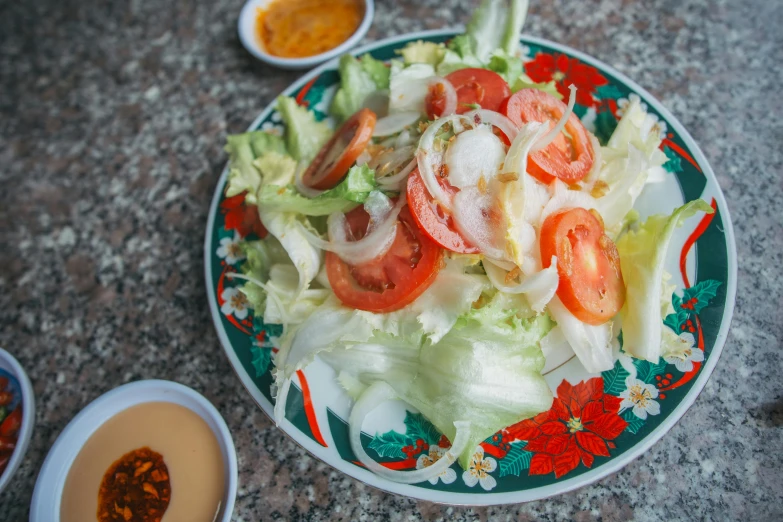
[426,68,511,118]
[501,89,594,184]
[540,208,625,325]
[406,168,478,254]
[326,205,443,313]
[302,108,376,190]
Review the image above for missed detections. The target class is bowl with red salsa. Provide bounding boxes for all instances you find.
[0,348,34,494]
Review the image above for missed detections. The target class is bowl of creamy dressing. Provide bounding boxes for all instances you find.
[238,0,375,69]
[30,380,237,522]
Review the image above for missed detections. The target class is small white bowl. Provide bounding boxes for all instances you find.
[0,348,35,495]
[30,380,237,522]
[238,0,375,70]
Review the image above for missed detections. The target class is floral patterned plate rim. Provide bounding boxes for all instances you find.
[204,30,737,505]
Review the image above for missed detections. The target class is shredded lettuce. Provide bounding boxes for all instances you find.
[224,131,288,202]
[256,164,378,216]
[330,55,385,122]
[398,40,446,66]
[276,96,332,163]
[437,0,529,79]
[253,151,297,188]
[360,54,391,89]
[257,209,322,298]
[616,200,714,362]
[510,74,563,97]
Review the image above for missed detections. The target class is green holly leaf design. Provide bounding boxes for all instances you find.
[594,110,619,146]
[634,358,668,384]
[664,293,690,333]
[663,145,683,173]
[682,280,722,314]
[663,313,681,333]
[499,441,534,478]
[367,430,412,459]
[249,344,272,378]
[622,409,645,434]
[602,361,630,396]
[403,411,441,446]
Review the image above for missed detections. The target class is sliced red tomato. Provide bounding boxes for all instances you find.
[326,205,443,313]
[406,168,478,254]
[426,68,511,118]
[540,208,625,325]
[302,108,376,190]
[501,89,594,184]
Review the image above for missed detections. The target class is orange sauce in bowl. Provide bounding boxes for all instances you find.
[256,0,365,58]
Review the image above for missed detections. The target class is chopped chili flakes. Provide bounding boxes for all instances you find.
[98,447,171,522]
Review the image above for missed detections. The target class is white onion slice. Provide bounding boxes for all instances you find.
[377,158,417,189]
[532,84,577,152]
[429,77,458,116]
[298,196,404,264]
[349,381,470,484]
[540,326,575,374]
[463,109,520,143]
[416,114,474,211]
[443,128,506,189]
[484,257,559,312]
[361,90,390,118]
[372,111,421,138]
[452,187,506,259]
[369,146,415,177]
[294,162,325,198]
[539,179,600,226]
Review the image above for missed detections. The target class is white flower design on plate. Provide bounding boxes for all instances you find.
[619,377,660,419]
[461,446,497,491]
[261,120,283,136]
[415,445,457,485]
[663,332,705,372]
[270,110,282,123]
[216,231,245,264]
[220,286,249,320]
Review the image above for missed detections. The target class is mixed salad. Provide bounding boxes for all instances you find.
[222,0,712,482]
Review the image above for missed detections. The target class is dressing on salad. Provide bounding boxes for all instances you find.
[223,0,713,481]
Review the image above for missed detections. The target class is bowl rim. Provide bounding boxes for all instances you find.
[29,379,238,522]
[0,348,35,494]
[237,0,375,69]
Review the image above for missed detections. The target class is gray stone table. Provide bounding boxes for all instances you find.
[1,0,781,520]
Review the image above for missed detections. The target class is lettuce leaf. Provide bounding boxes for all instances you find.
[274,278,553,471]
[360,54,391,89]
[437,0,529,77]
[330,54,382,122]
[510,75,563,98]
[616,200,714,362]
[398,40,446,66]
[277,96,332,163]
[257,209,322,298]
[224,131,288,202]
[255,164,378,216]
[252,151,297,188]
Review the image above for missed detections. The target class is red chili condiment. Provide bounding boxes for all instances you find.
[97,447,172,522]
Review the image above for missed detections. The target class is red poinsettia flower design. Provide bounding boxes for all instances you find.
[221,193,268,239]
[505,377,627,478]
[525,53,609,108]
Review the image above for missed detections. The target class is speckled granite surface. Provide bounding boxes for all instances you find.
[1,0,781,520]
